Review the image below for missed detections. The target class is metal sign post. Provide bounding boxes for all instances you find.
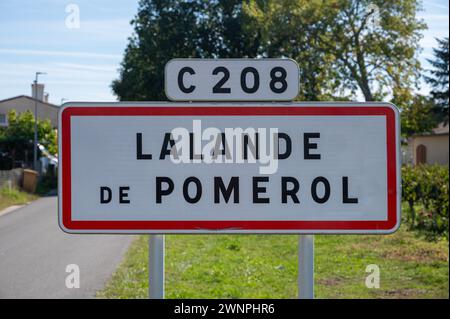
[298,235,314,299]
[149,235,165,299]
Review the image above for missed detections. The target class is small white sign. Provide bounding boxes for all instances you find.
[58,102,401,234]
[165,59,299,101]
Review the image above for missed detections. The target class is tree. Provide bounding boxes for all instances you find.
[112,0,204,101]
[326,0,425,102]
[112,0,260,101]
[205,0,261,58]
[113,0,426,103]
[399,94,437,137]
[0,110,57,169]
[243,0,348,100]
[425,37,449,124]
[244,0,426,101]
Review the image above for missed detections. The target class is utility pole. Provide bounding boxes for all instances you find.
[33,72,46,171]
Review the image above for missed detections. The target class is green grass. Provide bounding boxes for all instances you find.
[98,225,449,299]
[0,187,37,211]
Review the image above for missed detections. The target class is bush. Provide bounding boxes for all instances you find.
[36,166,58,195]
[402,164,449,239]
[0,186,37,211]
[0,186,25,201]
[0,110,57,169]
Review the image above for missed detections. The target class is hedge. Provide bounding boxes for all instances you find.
[402,164,449,238]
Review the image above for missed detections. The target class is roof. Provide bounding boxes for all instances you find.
[412,122,449,137]
[0,95,59,109]
[432,122,449,135]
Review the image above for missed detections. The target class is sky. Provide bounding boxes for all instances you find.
[0,0,448,105]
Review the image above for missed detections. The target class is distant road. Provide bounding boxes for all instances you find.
[0,197,133,298]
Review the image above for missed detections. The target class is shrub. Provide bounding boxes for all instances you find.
[0,186,37,211]
[0,186,24,201]
[0,110,57,169]
[36,165,58,195]
[402,164,449,239]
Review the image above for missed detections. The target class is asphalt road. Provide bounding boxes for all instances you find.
[0,197,134,298]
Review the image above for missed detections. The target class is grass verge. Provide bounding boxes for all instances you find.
[98,225,449,299]
[0,187,37,211]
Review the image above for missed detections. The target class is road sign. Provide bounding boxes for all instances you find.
[165,59,299,101]
[58,102,400,234]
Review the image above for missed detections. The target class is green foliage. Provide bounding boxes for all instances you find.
[396,38,448,137]
[0,186,37,211]
[245,0,426,101]
[0,110,57,169]
[399,94,438,137]
[36,167,58,195]
[243,0,346,100]
[0,187,26,201]
[112,0,259,101]
[402,165,449,239]
[112,0,426,102]
[425,37,449,124]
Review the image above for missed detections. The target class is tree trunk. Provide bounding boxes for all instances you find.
[359,80,374,101]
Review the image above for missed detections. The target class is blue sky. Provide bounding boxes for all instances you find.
[0,0,448,104]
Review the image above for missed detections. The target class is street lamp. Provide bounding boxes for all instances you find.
[33,72,46,171]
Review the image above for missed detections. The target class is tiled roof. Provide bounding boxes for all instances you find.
[0,95,59,109]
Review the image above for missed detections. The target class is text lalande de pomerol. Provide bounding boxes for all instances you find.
[99,120,359,206]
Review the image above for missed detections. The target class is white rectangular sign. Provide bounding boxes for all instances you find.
[58,102,401,234]
[165,59,299,101]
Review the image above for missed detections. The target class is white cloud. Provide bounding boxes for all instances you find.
[54,62,118,72]
[0,48,121,60]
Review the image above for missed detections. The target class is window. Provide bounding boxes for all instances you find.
[0,113,7,126]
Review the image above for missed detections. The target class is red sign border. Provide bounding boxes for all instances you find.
[60,105,399,233]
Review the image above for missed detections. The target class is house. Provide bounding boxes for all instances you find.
[408,123,449,165]
[0,83,59,128]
